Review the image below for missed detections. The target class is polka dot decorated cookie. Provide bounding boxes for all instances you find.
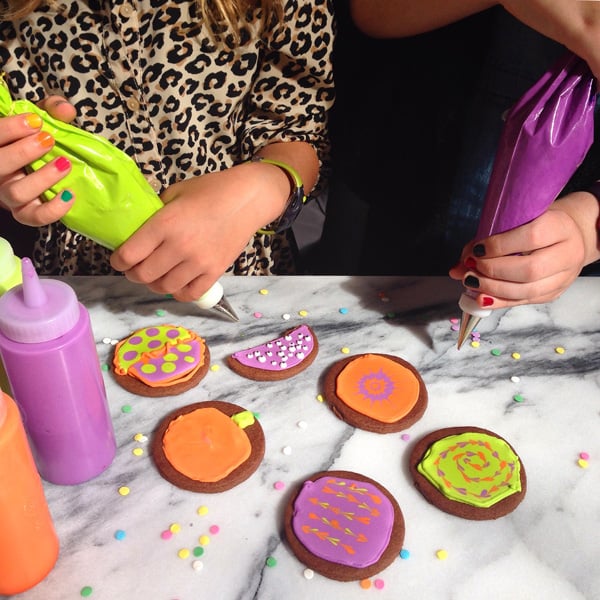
[112,324,210,397]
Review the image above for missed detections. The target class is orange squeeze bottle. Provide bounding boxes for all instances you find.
[0,391,59,594]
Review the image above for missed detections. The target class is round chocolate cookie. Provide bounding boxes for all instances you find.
[227,324,318,381]
[152,400,265,493]
[112,324,210,397]
[323,353,427,433]
[409,426,527,520]
[284,470,405,582]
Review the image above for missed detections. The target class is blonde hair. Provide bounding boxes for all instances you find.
[1,0,282,42]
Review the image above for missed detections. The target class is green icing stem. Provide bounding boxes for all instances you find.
[417,432,521,508]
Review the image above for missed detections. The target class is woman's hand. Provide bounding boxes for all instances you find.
[0,97,77,225]
[449,191,600,309]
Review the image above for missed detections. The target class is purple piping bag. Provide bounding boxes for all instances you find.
[457,52,597,348]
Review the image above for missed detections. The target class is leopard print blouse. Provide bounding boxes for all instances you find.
[0,0,334,275]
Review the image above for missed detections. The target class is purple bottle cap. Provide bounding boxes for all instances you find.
[0,258,80,343]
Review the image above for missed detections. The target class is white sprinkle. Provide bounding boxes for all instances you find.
[102,337,112,344]
[192,560,204,572]
[282,313,291,320]
[282,446,292,456]
[297,420,307,429]
[510,376,521,383]
[303,568,314,580]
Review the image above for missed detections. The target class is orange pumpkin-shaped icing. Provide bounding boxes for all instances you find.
[162,407,251,482]
[335,354,420,423]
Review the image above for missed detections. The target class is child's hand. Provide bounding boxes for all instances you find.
[0,97,77,225]
[449,204,589,309]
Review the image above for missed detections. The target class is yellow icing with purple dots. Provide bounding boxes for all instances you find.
[113,325,205,387]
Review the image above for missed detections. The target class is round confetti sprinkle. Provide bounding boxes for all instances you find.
[339,307,348,314]
[101,363,109,372]
[511,352,521,360]
[298,310,308,317]
[265,556,277,567]
[197,506,209,516]
[400,434,410,442]
[470,341,480,348]
[160,530,172,540]
[436,549,448,560]
[192,560,204,572]
[510,376,521,383]
[177,548,190,559]
[316,394,324,403]
[578,459,589,469]
[210,364,220,372]
[114,530,126,541]
[449,318,459,324]
[132,447,144,457]
[118,486,130,496]
[450,324,459,332]
[198,535,210,546]
[580,452,590,460]
[555,346,565,354]
[282,446,292,456]
[491,348,502,356]
[303,568,314,580]
[80,586,93,597]
[110,339,118,345]
[513,394,524,403]
[134,433,148,442]
[273,481,285,491]
[282,313,291,320]
[340,347,350,354]
[253,312,263,318]
[102,337,112,344]
[209,525,220,535]
[193,546,204,557]
[399,548,410,559]
[374,579,385,590]
[121,404,132,413]
[359,579,372,590]
[297,420,307,429]
[259,288,269,295]
[170,523,181,534]
[155,309,166,317]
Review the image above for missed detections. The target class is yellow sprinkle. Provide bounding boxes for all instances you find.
[132,447,144,456]
[177,548,190,559]
[118,486,130,496]
[259,288,269,295]
[316,394,324,403]
[197,505,209,516]
[198,535,210,546]
[170,523,181,533]
[511,352,521,360]
[210,364,220,372]
[436,549,448,560]
[133,433,147,442]
[578,458,589,469]
[470,340,480,348]
[298,309,308,317]
[555,346,565,354]
[341,347,350,354]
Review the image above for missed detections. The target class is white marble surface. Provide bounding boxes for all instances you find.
[7,275,600,600]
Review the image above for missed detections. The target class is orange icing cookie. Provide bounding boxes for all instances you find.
[335,354,420,423]
[162,407,251,482]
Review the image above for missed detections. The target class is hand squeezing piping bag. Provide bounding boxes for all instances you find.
[457,52,597,348]
[0,258,116,484]
[0,76,237,321]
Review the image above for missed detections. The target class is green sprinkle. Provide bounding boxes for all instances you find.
[193,546,204,557]
[80,586,93,597]
[513,394,524,403]
[155,309,166,316]
[101,363,109,372]
[121,404,132,413]
[491,348,502,356]
[266,556,277,567]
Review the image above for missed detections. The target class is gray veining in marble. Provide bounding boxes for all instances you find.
[6,275,600,600]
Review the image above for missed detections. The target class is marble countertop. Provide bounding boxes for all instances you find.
[8,275,600,600]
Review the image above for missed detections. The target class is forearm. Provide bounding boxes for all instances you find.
[349,0,497,38]
[549,191,600,267]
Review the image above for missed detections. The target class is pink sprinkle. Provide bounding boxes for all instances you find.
[274,481,285,491]
[400,433,410,441]
[450,318,459,324]
[450,324,459,331]
[160,530,173,540]
[253,312,263,318]
[580,452,590,460]
[209,525,220,535]
[374,579,385,590]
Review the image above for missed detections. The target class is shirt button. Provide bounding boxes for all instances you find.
[119,3,134,17]
[148,178,162,192]
[126,97,140,112]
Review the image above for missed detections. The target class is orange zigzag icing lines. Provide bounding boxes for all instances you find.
[308,513,369,542]
[300,525,357,555]
[308,497,376,521]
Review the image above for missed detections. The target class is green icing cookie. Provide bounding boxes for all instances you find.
[416,432,521,508]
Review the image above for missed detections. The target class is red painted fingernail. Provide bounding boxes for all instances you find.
[482,296,494,307]
[464,257,477,269]
[55,156,71,172]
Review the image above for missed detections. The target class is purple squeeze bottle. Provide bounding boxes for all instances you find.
[0,258,116,484]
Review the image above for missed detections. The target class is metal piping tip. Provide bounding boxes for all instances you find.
[456,313,481,350]
[210,294,239,322]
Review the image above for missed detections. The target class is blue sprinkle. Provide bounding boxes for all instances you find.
[114,529,126,541]
[339,307,348,314]
[400,548,410,559]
